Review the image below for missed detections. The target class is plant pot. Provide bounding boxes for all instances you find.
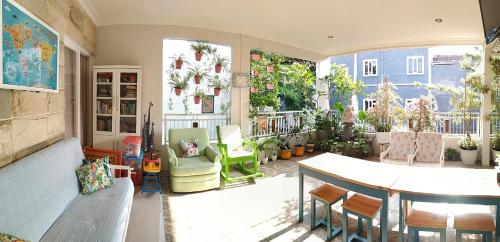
[262,157,269,165]
[253,69,260,76]
[194,96,202,104]
[251,53,261,61]
[194,75,201,84]
[271,154,278,162]
[306,143,315,153]
[280,149,292,160]
[460,149,478,165]
[215,64,222,73]
[267,65,274,73]
[295,145,305,157]
[250,86,258,94]
[376,132,391,144]
[174,88,182,96]
[266,83,274,90]
[175,60,183,69]
[195,52,203,61]
[214,88,221,96]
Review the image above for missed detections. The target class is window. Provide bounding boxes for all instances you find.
[363,59,378,77]
[363,98,377,111]
[405,98,416,107]
[407,56,424,75]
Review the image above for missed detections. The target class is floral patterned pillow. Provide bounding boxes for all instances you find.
[0,232,29,242]
[76,157,113,195]
[180,138,200,158]
[83,156,113,179]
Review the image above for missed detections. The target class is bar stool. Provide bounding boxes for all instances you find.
[454,213,495,242]
[406,205,447,242]
[309,184,348,240]
[341,193,382,242]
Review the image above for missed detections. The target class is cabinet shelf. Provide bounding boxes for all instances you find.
[97,113,112,116]
[97,82,112,85]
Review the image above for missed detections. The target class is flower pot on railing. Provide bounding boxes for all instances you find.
[175,60,183,69]
[174,88,182,96]
[195,52,203,61]
[194,96,202,104]
[194,75,202,84]
[294,144,304,157]
[214,88,221,96]
[460,148,478,165]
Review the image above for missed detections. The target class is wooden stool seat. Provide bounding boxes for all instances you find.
[342,193,382,218]
[309,184,348,205]
[454,213,495,231]
[406,208,447,229]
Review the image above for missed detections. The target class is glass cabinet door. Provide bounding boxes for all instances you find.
[96,72,114,133]
[118,72,138,134]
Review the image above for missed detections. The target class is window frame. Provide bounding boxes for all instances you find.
[362,59,378,77]
[406,56,425,75]
[363,98,377,111]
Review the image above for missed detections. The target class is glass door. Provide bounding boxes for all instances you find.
[118,72,138,134]
[95,71,114,133]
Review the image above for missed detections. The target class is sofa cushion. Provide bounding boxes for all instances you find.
[416,132,443,162]
[40,178,134,242]
[179,138,200,158]
[0,138,83,242]
[171,156,221,177]
[169,128,209,157]
[218,125,244,152]
[389,131,415,160]
[76,158,113,194]
[0,232,28,242]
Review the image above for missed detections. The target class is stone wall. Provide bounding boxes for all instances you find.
[0,0,96,168]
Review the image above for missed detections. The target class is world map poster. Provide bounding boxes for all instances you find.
[1,0,59,92]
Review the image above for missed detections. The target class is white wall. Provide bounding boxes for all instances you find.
[95,25,326,147]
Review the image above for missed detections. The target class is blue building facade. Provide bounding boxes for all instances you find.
[330,48,466,112]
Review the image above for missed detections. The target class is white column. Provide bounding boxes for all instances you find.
[481,44,493,166]
[316,58,331,111]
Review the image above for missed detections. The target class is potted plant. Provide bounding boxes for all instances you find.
[406,94,439,133]
[251,51,262,61]
[192,86,205,104]
[258,137,280,164]
[445,148,460,161]
[266,82,274,90]
[208,75,224,96]
[170,53,187,69]
[459,136,479,165]
[290,127,305,157]
[187,65,208,84]
[267,64,274,73]
[278,135,292,160]
[212,54,228,73]
[329,140,344,155]
[190,41,212,61]
[168,72,188,96]
[305,130,315,153]
[365,78,402,144]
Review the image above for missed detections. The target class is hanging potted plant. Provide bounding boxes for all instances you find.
[192,87,205,104]
[168,72,188,96]
[212,54,228,73]
[170,53,187,69]
[266,82,274,90]
[209,75,225,96]
[190,41,212,61]
[187,65,208,84]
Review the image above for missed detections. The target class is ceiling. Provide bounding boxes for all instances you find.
[81,0,485,56]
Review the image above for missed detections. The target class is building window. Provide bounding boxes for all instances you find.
[407,56,424,75]
[363,59,378,77]
[405,98,416,107]
[363,98,377,111]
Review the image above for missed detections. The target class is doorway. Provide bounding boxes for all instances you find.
[64,47,76,138]
[80,54,92,146]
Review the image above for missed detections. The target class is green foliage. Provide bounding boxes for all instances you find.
[365,78,402,132]
[190,41,214,54]
[212,54,229,70]
[277,135,291,150]
[193,86,205,97]
[458,136,479,150]
[279,62,316,110]
[406,94,439,133]
[187,65,208,79]
[492,129,500,151]
[490,56,500,115]
[258,136,281,156]
[321,64,364,105]
[168,72,189,89]
[318,138,369,158]
[445,148,460,161]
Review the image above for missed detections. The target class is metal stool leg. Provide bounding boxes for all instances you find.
[484,232,492,242]
[439,229,446,242]
[310,198,316,231]
[327,204,333,240]
[358,216,363,235]
[342,210,348,242]
[456,230,462,242]
[367,218,373,242]
[414,230,420,242]
[408,227,414,242]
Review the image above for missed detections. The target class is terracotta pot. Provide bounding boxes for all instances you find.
[194,75,201,84]
[295,145,305,157]
[250,86,258,93]
[253,69,260,76]
[279,149,292,160]
[175,60,183,69]
[174,88,182,96]
[195,52,203,61]
[214,88,221,96]
[267,65,274,73]
[251,53,261,61]
[194,96,201,104]
[215,64,222,73]
[266,83,274,90]
[306,143,315,153]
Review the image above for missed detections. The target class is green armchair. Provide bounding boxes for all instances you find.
[216,125,263,184]
[161,128,222,192]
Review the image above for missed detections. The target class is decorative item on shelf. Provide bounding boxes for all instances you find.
[193,86,206,104]
[212,53,228,73]
[170,53,187,69]
[231,73,249,88]
[168,72,188,96]
[141,102,155,155]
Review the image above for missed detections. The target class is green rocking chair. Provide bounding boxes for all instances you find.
[216,125,263,184]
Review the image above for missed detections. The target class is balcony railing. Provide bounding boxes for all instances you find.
[163,113,230,142]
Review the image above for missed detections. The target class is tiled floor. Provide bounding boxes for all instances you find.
[161,152,494,242]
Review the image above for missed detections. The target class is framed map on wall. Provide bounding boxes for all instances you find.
[0,0,59,92]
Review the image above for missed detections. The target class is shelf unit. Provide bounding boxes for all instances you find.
[93,65,142,150]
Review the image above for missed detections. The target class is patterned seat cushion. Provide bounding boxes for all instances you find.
[388,131,416,160]
[219,125,244,151]
[416,132,443,162]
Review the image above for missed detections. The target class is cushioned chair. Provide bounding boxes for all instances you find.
[409,132,444,166]
[161,128,222,193]
[380,131,416,165]
[216,125,263,184]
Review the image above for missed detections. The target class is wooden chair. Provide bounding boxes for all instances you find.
[216,125,263,184]
[341,193,382,242]
[380,131,416,165]
[83,146,124,178]
[309,184,348,240]
[454,213,495,242]
[405,204,448,242]
[409,132,444,166]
